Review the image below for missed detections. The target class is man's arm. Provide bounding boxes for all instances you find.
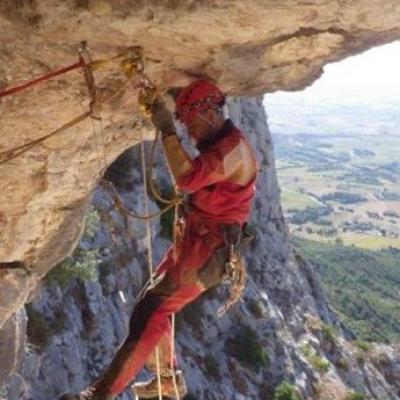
[150,98,193,183]
[161,134,193,181]
[151,99,256,192]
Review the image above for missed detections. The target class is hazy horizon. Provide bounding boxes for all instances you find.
[264,41,400,136]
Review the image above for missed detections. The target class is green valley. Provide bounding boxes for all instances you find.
[293,237,400,343]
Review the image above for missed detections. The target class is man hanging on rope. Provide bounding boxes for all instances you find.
[60,79,258,400]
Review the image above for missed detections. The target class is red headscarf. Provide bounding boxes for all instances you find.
[175,80,225,124]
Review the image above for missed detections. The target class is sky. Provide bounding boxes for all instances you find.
[264,41,400,136]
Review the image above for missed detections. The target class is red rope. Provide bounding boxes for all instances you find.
[0,57,85,98]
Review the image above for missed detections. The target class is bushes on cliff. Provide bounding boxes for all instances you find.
[273,381,302,400]
[84,207,101,239]
[344,391,365,400]
[44,207,100,287]
[225,326,268,372]
[300,343,330,374]
[45,248,99,287]
[320,323,337,346]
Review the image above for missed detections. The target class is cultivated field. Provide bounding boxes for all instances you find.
[274,133,400,250]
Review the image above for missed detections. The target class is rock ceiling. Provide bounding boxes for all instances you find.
[1,0,400,328]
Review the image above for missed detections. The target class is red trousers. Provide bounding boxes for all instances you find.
[95,213,225,396]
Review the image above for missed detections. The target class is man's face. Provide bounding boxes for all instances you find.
[184,111,215,146]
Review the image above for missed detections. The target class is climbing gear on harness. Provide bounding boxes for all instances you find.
[217,223,249,316]
[131,370,187,399]
[174,79,225,124]
[196,223,254,316]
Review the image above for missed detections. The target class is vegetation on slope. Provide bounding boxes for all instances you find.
[292,237,400,343]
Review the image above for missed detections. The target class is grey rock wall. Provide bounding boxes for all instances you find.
[0,310,26,387]
[3,97,400,400]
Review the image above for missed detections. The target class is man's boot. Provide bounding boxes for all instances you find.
[131,370,187,399]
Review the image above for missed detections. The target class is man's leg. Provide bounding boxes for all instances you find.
[145,325,175,374]
[93,272,203,396]
[91,233,222,397]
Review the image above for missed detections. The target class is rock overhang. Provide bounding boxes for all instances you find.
[1,0,400,329]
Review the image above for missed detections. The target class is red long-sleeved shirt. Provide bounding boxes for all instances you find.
[162,120,258,224]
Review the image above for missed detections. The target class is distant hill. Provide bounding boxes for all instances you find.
[265,95,400,137]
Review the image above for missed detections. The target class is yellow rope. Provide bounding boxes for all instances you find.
[0,74,134,167]
[170,313,181,400]
[101,179,180,221]
[162,134,182,400]
[0,111,91,166]
[107,126,182,399]
[135,111,181,400]
[170,207,182,398]
[147,129,177,205]
[139,129,163,400]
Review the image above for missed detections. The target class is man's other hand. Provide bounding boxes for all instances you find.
[151,98,176,137]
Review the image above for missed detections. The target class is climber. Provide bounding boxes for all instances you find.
[59,79,258,400]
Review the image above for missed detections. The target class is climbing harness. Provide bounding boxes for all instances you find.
[220,224,269,314]
[216,224,248,316]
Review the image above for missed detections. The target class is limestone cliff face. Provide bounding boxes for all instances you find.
[1,0,400,332]
[3,98,400,400]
